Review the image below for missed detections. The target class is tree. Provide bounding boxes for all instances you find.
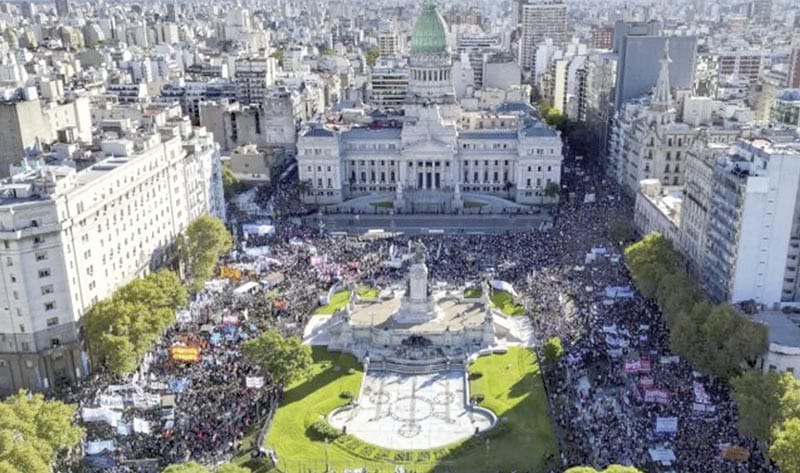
[543,181,560,204]
[608,218,635,244]
[543,107,566,128]
[542,337,564,366]
[222,165,241,199]
[0,391,84,473]
[242,329,313,386]
[364,47,380,67]
[731,370,787,442]
[699,304,766,379]
[179,216,233,292]
[85,270,185,376]
[769,418,800,473]
[270,49,284,67]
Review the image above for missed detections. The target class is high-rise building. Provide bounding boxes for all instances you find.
[590,25,614,50]
[234,56,277,105]
[702,138,800,305]
[749,0,773,24]
[0,123,225,394]
[788,47,800,89]
[613,21,697,110]
[368,57,409,110]
[54,0,70,17]
[378,30,400,57]
[717,49,764,82]
[456,33,503,88]
[518,0,568,71]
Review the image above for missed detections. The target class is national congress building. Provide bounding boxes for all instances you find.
[297,0,564,212]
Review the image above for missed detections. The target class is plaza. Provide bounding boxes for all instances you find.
[328,370,495,451]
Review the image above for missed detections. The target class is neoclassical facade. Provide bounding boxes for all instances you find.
[297,0,563,210]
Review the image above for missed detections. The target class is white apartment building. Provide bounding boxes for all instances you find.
[703,139,800,306]
[517,0,567,72]
[368,57,409,110]
[0,123,224,394]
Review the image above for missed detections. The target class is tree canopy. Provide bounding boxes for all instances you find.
[0,391,84,473]
[770,418,800,473]
[84,269,186,376]
[542,337,564,366]
[179,216,233,292]
[364,47,380,67]
[624,233,766,380]
[242,329,313,386]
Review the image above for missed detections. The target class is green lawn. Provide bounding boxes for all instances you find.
[464,347,558,472]
[464,286,482,299]
[313,290,351,315]
[463,201,486,209]
[491,290,526,316]
[357,286,380,299]
[265,347,557,473]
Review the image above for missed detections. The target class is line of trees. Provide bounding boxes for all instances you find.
[84,269,187,376]
[624,233,767,380]
[731,370,800,472]
[0,391,84,473]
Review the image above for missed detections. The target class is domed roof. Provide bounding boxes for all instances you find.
[410,0,449,55]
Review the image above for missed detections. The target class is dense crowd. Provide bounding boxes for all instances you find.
[63,150,775,473]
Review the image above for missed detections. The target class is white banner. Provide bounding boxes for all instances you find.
[655,417,678,433]
[132,393,160,409]
[82,408,122,427]
[133,418,151,434]
[246,376,265,389]
[98,394,125,410]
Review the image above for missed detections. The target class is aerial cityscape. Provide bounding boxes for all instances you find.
[0,0,799,472]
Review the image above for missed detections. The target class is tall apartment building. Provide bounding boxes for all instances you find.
[368,57,410,110]
[789,47,800,89]
[590,26,614,50]
[54,0,70,17]
[378,30,400,57]
[517,0,567,71]
[456,33,504,89]
[612,21,697,110]
[750,0,773,24]
[234,56,277,105]
[703,139,800,306]
[717,50,763,82]
[0,122,224,394]
[678,128,742,273]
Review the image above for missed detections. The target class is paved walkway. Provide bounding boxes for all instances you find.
[328,371,494,450]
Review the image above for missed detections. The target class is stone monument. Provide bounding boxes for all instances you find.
[392,242,440,323]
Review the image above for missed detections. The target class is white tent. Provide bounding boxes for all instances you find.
[490,280,518,297]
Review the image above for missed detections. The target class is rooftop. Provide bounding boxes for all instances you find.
[753,311,800,349]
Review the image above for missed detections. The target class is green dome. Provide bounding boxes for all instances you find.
[410,0,449,55]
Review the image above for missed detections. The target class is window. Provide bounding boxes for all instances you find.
[44,302,55,311]
[41,285,53,295]
[19,324,25,333]
[34,236,44,244]
[38,269,51,278]
[46,316,58,326]
[6,257,12,267]
[35,251,47,261]
[9,274,15,283]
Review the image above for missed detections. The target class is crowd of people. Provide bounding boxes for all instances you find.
[61,149,777,473]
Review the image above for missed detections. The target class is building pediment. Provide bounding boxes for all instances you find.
[402,137,454,154]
